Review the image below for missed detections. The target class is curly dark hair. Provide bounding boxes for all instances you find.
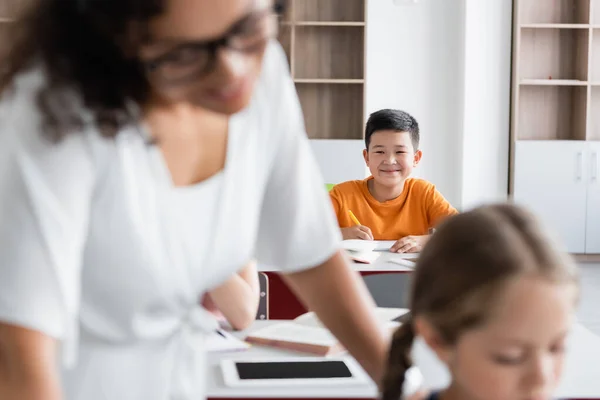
[0,0,287,141]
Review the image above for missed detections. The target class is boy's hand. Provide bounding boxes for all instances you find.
[390,235,430,253]
[341,225,374,241]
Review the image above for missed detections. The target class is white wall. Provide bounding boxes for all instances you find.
[365,0,513,210]
[365,0,466,207]
[460,0,512,210]
[310,140,368,185]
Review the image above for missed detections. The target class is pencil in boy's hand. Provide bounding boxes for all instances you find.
[348,210,361,226]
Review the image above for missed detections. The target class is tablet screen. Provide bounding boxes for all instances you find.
[235,360,353,380]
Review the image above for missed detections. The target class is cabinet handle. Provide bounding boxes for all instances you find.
[592,152,598,182]
[577,151,583,181]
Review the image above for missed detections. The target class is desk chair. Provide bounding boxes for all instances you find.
[256,272,269,320]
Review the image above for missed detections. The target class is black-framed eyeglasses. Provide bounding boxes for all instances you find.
[142,4,284,87]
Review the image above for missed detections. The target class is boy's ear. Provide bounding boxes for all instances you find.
[414,316,453,365]
[363,149,369,165]
[413,150,423,167]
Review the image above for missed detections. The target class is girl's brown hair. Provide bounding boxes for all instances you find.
[381,203,578,400]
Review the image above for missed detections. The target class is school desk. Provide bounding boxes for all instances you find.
[258,259,415,320]
[206,320,600,400]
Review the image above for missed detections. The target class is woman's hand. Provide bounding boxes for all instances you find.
[205,260,259,330]
[200,293,225,321]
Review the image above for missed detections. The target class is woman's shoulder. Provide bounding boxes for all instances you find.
[2,65,124,150]
[0,66,112,178]
[233,40,303,155]
[251,40,295,112]
[1,66,45,123]
[260,40,290,85]
[1,67,56,153]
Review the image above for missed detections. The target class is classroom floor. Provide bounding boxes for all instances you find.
[364,263,600,336]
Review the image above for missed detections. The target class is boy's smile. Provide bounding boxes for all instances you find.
[379,166,402,173]
[363,130,422,200]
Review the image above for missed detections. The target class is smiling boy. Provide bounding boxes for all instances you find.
[329,109,458,253]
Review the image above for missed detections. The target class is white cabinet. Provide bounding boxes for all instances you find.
[513,141,600,254]
[586,142,600,253]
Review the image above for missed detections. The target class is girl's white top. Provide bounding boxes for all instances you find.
[0,40,341,400]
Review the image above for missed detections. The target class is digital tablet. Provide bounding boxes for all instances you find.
[220,357,370,387]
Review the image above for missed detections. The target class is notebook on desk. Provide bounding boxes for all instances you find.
[206,329,250,353]
[342,239,419,255]
[341,240,382,264]
[244,307,409,356]
[345,249,382,264]
[342,240,419,265]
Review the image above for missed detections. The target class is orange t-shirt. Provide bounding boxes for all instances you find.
[329,177,458,240]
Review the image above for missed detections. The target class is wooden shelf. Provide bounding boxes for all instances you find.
[277,0,366,140]
[520,79,588,86]
[593,29,600,82]
[294,26,364,80]
[517,85,588,140]
[511,0,600,255]
[513,0,593,140]
[591,87,600,140]
[293,0,364,22]
[519,0,590,24]
[297,84,364,140]
[294,79,364,84]
[521,23,590,28]
[519,28,589,81]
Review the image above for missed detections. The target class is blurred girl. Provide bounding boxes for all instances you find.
[382,204,579,400]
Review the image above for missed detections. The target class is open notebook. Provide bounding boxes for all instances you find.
[206,329,251,353]
[245,307,409,356]
[341,240,419,267]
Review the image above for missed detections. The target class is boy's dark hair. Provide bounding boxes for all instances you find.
[364,109,420,151]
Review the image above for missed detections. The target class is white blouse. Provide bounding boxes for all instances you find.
[171,171,224,289]
[0,41,341,400]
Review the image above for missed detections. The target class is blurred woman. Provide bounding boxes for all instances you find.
[0,1,389,399]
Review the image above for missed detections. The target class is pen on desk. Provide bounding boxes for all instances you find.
[348,210,361,226]
[216,329,226,339]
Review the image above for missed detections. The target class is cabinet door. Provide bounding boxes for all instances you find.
[586,143,600,254]
[513,141,588,253]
